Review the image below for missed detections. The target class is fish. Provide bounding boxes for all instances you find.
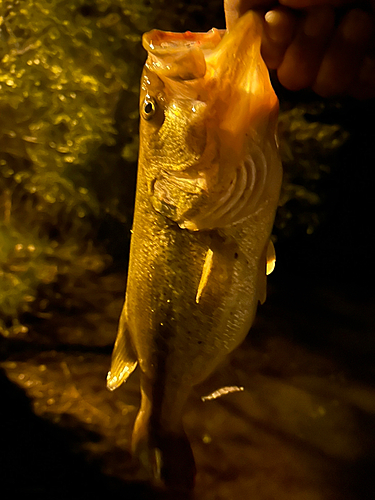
[107,10,282,492]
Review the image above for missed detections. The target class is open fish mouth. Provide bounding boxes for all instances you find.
[142,12,278,132]
[143,12,280,230]
[142,28,225,81]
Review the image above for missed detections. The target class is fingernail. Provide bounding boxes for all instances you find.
[265,8,295,44]
[265,10,286,42]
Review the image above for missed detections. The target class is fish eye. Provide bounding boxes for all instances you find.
[141,96,157,120]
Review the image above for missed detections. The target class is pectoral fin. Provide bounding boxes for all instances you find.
[107,311,138,391]
[196,248,214,304]
[195,240,234,305]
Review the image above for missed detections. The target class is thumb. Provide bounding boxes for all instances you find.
[224,0,242,30]
[225,0,274,29]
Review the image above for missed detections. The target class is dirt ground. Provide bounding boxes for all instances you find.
[1,270,374,499]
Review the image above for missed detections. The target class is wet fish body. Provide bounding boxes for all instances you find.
[108,12,282,490]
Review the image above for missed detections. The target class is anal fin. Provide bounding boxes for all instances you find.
[107,310,137,391]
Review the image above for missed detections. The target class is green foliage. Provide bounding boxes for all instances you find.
[277,101,349,237]
[0,0,145,334]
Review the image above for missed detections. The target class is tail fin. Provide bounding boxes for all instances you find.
[131,378,196,492]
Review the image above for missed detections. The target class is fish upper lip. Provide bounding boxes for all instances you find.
[143,28,225,54]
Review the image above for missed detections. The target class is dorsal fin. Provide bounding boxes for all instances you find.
[266,239,276,276]
[257,238,276,305]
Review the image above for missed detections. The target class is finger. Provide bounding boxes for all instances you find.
[261,7,299,69]
[225,0,241,30]
[277,6,335,90]
[350,56,375,99]
[224,0,278,30]
[312,8,375,96]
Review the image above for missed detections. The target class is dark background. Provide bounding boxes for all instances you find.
[0,1,374,498]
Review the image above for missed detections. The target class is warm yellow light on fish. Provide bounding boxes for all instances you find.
[107,364,136,391]
[205,11,278,137]
[196,248,214,303]
[266,240,276,275]
[201,385,245,401]
[266,257,276,276]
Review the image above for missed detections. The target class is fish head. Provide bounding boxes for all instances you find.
[139,12,281,230]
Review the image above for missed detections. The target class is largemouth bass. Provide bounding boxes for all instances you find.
[107,11,282,491]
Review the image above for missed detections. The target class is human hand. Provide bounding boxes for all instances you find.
[224,0,375,98]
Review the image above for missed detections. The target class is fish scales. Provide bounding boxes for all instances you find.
[108,11,282,492]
